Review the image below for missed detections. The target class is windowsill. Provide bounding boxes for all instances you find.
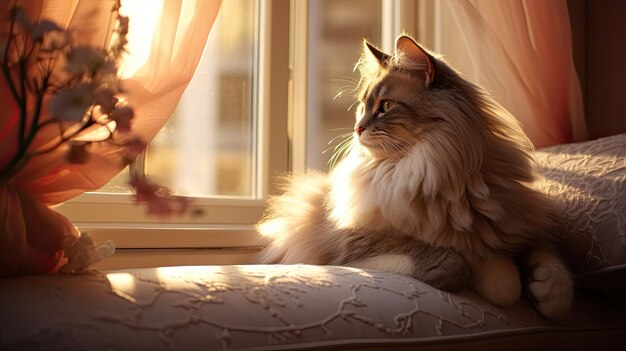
[91,247,262,271]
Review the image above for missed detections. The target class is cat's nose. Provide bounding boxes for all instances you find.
[355,126,366,136]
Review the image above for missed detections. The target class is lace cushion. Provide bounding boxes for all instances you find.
[536,134,626,295]
[0,265,624,350]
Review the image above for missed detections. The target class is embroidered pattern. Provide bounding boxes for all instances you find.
[536,134,626,273]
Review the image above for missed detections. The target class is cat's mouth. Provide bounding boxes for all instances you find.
[356,131,375,148]
[358,134,408,161]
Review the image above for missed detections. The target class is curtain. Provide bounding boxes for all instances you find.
[439,0,586,147]
[0,0,221,275]
[2,0,221,204]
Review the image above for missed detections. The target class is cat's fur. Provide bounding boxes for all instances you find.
[257,36,573,319]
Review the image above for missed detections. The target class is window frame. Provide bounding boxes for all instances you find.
[57,0,290,267]
[57,0,420,269]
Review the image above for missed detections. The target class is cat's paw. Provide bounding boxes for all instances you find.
[472,255,521,306]
[528,264,573,319]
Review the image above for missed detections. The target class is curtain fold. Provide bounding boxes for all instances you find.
[2,0,221,204]
[440,0,586,147]
[0,0,221,275]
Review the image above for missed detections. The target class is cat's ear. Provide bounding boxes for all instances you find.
[394,35,435,86]
[363,40,390,67]
[359,40,390,79]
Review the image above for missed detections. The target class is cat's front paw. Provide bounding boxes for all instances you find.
[472,255,521,306]
[528,264,573,319]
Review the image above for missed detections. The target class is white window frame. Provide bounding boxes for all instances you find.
[58,0,423,270]
[290,0,418,171]
[57,0,291,269]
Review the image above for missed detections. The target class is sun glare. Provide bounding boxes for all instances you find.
[156,265,223,280]
[106,272,136,291]
[118,0,164,79]
[257,218,286,238]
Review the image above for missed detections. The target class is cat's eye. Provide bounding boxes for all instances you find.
[380,100,395,113]
[356,103,365,117]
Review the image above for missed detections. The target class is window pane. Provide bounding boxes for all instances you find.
[96,167,131,193]
[97,0,257,196]
[146,0,256,197]
[306,0,382,171]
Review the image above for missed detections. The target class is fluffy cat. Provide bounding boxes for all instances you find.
[257,35,573,319]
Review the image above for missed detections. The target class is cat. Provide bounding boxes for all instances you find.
[257,35,573,319]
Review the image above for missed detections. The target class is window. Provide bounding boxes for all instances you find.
[57,0,288,269]
[293,0,418,171]
[57,0,420,269]
[98,0,258,197]
[305,0,382,171]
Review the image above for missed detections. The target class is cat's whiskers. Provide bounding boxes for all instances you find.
[370,135,409,162]
[346,100,360,112]
[379,139,400,156]
[329,145,353,170]
[329,137,354,163]
[333,76,360,85]
[332,77,360,101]
[326,131,355,170]
[334,87,355,101]
[326,130,354,145]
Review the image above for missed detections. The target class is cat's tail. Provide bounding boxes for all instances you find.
[255,171,334,265]
[256,218,288,263]
[256,246,286,264]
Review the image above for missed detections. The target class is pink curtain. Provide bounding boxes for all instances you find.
[1,0,221,204]
[441,0,587,147]
[0,0,221,275]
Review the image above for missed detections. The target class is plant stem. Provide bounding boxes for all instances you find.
[25,75,47,145]
[0,67,40,180]
[1,58,21,100]
[17,59,27,147]
[0,64,24,179]
[0,41,51,179]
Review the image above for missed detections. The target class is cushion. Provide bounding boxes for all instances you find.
[0,265,624,350]
[535,134,626,295]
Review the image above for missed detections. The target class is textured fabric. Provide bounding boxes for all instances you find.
[536,133,626,297]
[536,134,626,275]
[0,265,624,350]
[0,0,221,205]
[441,0,586,147]
[0,184,80,275]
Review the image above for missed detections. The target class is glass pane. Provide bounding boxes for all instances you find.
[306,0,382,171]
[146,0,256,197]
[96,0,257,196]
[97,167,131,193]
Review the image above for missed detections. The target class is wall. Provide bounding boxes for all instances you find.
[569,0,626,139]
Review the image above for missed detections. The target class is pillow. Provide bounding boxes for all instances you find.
[535,134,626,296]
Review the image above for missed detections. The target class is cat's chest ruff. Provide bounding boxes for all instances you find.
[330,147,439,234]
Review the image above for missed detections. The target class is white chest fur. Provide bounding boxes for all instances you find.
[330,144,444,235]
[330,140,487,247]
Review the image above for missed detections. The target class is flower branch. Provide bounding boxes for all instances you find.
[0,2,132,178]
[1,1,194,218]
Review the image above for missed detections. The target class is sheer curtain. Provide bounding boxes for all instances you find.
[6,0,221,203]
[0,0,221,275]
[437,0,586,147]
